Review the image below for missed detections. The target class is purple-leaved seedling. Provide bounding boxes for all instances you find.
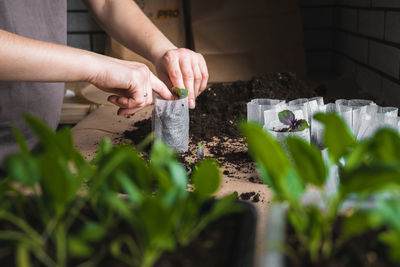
[276,110,309,132]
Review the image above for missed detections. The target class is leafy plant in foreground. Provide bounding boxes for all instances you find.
[274,110,309,132]
[1,114,240,267]
[240,112,400,264]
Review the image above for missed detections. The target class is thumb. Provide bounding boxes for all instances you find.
[151,73,174,100]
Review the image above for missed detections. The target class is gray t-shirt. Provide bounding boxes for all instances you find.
[0,0,66,165]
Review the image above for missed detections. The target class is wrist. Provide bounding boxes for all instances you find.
[149,42,177,65]
[79,51,103,83]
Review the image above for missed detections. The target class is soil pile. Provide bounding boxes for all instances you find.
[121,73,316,184]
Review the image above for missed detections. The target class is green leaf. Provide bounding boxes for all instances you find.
[4,154,39,186]
[91,139,113,165]
[375,198,400,231]
[79,222,106,242]
[16,242,32,267]
[286,137,326,187]
[68,236,93,258]
[342,212,382,241]
[116,171,143,205]
[136,132,155,152]
[171,87,188,99]
[341,164,400,197]
[23,114,56,148]
[314,113,356,163]
[192,159,221,199]
[368,128,400,163]
[12,127,29,155]
[294,119,310,132]
[379,230,400,263]
[138,197,175,250]
[239,122,291,187]
[104,193,133,221]
[150,140,175,168]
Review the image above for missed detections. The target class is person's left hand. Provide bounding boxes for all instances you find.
[154,48,209,109]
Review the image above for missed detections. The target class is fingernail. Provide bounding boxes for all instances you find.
[189,99,195,109]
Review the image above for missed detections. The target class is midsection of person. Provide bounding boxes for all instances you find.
[0,0,66,164]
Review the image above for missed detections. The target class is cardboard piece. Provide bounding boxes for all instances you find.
[72,105,152,133]
[190,0,307,82]
[78,84,114,106]
[107,0,187,73]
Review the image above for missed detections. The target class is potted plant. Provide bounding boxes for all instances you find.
[153,87,189,153]
[265,110,310,143]
[240,112,400,267]
[1,114,257,267]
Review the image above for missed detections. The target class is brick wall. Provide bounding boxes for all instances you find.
[301,0,400,106]
[67,0,106,54]
[300,0,335,74]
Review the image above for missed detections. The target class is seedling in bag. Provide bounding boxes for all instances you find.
[276,110,309,132]
[171,86,189,100]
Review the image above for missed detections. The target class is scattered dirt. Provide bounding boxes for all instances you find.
[118,73,317,183]
[239,192,261,203]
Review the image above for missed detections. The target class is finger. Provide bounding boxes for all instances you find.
[198,54,209,94]
[180,58,195,108]
[117,106,146,116]
[192,62,202,98]
[107,95,145,109]
[167,58,185,89]
[102,88,132,98]
[145,73,153,105]
[150,73,174,100]
[131,80,146,108]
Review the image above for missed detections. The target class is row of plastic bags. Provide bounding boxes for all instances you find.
[247,97,399,148]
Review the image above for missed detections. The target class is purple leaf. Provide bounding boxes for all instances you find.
[293,119,310,132]
[278,110,295,126]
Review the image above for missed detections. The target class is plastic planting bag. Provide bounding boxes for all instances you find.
[357,106,398,139]
[313,103,336,148]
[335,99,376,136]
[264,108,310,144]
[289,97,324,147]
[153,89,189,153]
[247,98,285,124]
[265,120,310,144]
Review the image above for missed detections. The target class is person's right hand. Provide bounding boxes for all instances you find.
[88,55,173,115]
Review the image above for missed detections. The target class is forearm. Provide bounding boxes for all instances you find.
[85,0,176,63]
[0,29,96,83]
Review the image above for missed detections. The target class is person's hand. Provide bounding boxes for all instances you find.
[154,48,209,109]
[88,55,173,115]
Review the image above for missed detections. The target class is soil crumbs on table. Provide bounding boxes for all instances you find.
[119,73,316,184]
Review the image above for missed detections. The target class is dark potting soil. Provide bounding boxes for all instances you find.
[155,213,239,267]
[121,73,316,183]
[285,221,400,267]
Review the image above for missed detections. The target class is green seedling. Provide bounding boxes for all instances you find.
[198,142,204,161]
[171,86,188,100]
